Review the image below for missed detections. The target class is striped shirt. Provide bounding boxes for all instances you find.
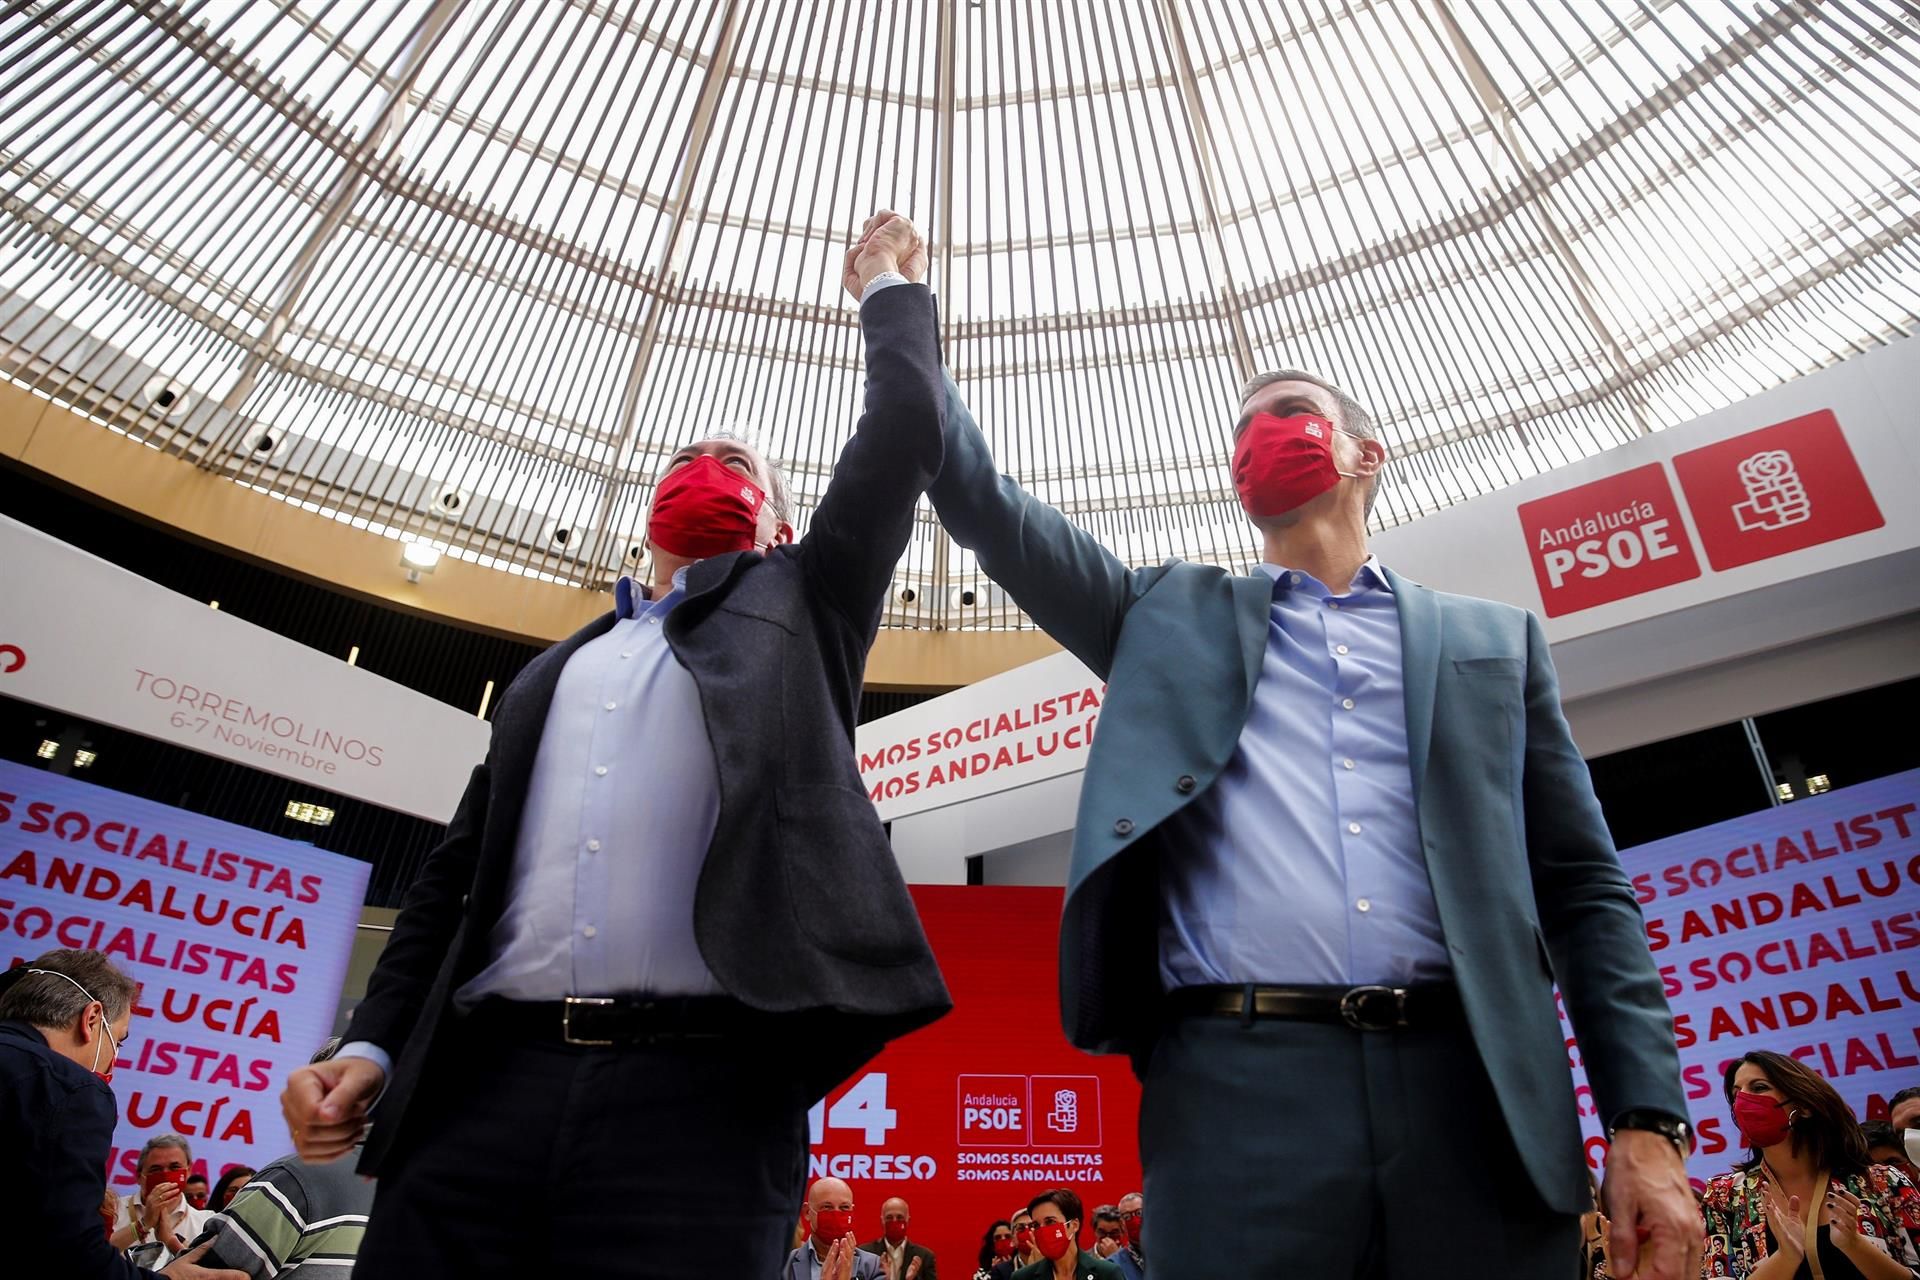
[189,1151,374,1276]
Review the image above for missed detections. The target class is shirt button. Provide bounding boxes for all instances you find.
[604,701,617,711]
[586,839,601,852]
[1328,601,1341,610]
[1175,775,1196,793]
[1342,758,1356,770]
[581,924,598,938]
[620,651,633,659]
[1289,572,1301,585]
[1341,698,1355,710]
[594,765,608,777]
[1114,818,1135,837]
[1356,898,1372,913]
[1349,821,1362,834]
[1336,644,1349,655]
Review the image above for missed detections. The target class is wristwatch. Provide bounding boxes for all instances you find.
[1610,1109,1693,1158]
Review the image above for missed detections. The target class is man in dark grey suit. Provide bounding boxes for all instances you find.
[280,215,951,1279]
[872,244,1699,1277]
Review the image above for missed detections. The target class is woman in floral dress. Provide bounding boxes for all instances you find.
[1699,1050,1920,1279]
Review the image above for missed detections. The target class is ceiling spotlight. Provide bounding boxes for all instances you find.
[1807,774,1831,794]
[73,749,97,768]
[429,486,470,517]
[35,739,57,759]
[951,587,978,608]
[895,583,919,605]
[401,542,441,582]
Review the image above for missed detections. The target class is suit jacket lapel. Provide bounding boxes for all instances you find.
[1387,567,1442,808]
[1231,572,1272,703]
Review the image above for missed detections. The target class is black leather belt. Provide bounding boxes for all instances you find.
[463,995,759,1046]
[1167,983,1464,1031]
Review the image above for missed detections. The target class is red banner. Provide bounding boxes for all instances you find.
[806,886,1142,1272]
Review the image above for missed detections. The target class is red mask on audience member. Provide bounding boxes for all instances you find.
[1232,413,1356,518]
[1014,1225,1034,1253]
[1732,1092,1794,1148]
[1037,1223,1073,1260]
[884,1221,909,1246]
[813,1209,854,1245]
[993,1237,1016,1260]
[1122,1211,1143,1243]
[646,455,769,559]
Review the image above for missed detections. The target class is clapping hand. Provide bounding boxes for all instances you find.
[1824,1184,1864,1243]
[1760,1172,1807,1258]
[824,1236,857,1280]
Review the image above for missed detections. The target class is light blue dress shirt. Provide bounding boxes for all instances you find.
[1157,558,1452,989]
[339,570,720,1079]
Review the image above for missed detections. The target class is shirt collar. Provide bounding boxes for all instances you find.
[1257,555,1391,595]
[614,568,689,620]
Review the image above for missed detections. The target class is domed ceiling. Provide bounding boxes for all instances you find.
[1,0,1914,628]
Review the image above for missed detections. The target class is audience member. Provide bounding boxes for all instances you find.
[184,1177,209,1212]
[115,1135,215,1266]
[1010,1189,1122,1280]
[1864,1121,1920,1183]
[860,1196,934,1278]
[207,1167,254,1214]
[1892,1088,1920,1134]
[1699,1050,1920,1278]
[785,1178,884,1280]
[1,949,242,1279]
[973,1220,1015,1280]
[185,1041,377,1277]
[1116,1193,1144,1271]
[1089,1205,1142,1280]
[1003,1209,1040,1275]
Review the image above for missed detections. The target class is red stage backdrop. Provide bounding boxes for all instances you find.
[805,885,1142,1273]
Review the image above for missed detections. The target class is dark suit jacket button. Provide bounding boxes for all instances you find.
[1176,774,1196,793]
[1113,818,1134,836]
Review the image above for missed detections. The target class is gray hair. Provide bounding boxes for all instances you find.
[1238,368,1382,517]
[689,428,793,529]
[0,949,138,1027]
[139,1134,193,1167]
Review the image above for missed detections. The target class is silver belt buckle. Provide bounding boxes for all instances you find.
[562,995,615,1046]
[1339,985,1407,1031]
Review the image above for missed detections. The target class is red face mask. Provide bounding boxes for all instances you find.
[993,1237,1016,1259]
[1014,1225,1034,1253]
[1121,1211,1142,1244]
[1733,1091,1794,1148]
[884,1221,909,1247]
[813,1209,854,1245]
[1233,412,1355,519]
[647,454,773,560]
[1037,1222,1073,1260]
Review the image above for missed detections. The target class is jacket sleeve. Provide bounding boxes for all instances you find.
[1519,611,1687,1126]
[926,371,1142,680]
[799,282,946,639]
[40,1085,155,1280]
[342,761,490,1056]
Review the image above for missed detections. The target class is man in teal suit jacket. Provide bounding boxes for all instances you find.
[868,244,1697,1280]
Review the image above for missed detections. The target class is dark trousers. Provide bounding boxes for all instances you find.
[1138,1013,1577,1280]
[354,1015,808,1279]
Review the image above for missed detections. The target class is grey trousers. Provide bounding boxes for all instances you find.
[1137,1010,1578,1280]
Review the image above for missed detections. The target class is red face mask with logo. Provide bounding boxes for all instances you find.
[647,454,774,560]
[883,1221,909,1247]
[1037,1222,1073,1260]
[1014,1225,1034,1254]
[1121,1211,1143,1244]
[1733,1091,1794,1148]
[993,1236,1016,1259]
[813,1209,854,1245]
[1233,412,1357,518]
